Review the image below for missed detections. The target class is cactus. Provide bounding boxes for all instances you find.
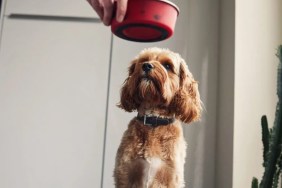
[252,177,259,188]
[252,45,282,188]
[261,115,270,167]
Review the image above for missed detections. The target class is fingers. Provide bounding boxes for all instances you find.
[116,0,128,22]
[102,0,114,26]
[87,0,128,26]
[87,0,104,22]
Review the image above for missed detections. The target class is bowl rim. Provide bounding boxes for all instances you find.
[153,0,180,15]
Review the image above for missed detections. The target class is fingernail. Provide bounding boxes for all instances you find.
[117,14,124,22]
[103,18,110,26]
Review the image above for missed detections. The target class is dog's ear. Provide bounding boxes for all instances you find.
[169,61,201,123]
[117,61,138,112]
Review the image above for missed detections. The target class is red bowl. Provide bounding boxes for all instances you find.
[111,0,179,42]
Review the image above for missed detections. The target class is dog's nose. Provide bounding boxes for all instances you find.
[142,63,154,73]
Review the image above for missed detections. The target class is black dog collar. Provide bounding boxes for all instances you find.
[136,114,175,127]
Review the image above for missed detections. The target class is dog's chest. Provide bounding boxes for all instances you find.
[134,125,179,159]
[143,157,163,187]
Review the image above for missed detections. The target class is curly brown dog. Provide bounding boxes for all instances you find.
[114,48,201,188]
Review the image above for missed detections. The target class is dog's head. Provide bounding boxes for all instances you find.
[118,48,201,123]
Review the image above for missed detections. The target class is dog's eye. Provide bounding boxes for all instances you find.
[163,63,172,71]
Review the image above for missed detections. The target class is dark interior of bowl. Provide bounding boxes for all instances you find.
[114,23,170,42]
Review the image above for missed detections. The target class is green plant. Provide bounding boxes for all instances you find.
[252,45,282,188]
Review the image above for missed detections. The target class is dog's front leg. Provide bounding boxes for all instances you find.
[114,158,149,188]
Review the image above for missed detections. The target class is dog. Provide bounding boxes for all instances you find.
[114,48,201,188]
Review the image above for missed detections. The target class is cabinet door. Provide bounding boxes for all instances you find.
[5,0,98,18]
[0,18,111,188]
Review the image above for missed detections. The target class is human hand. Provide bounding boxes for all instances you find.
[87,0,128,26]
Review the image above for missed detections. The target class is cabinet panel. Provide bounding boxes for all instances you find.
[5,0,98,18]
[0,18,111,188]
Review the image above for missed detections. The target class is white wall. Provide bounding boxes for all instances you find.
[216,0,282,187]
[233,0,282,187]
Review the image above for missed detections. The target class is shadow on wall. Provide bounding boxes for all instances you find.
[182,0,219,187]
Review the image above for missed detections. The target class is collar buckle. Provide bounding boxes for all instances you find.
[143,115,152,126]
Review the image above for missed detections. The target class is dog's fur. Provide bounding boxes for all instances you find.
[114,48,201,188]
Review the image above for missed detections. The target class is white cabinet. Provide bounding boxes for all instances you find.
[0,17,111,188]
[5,0,98,18]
